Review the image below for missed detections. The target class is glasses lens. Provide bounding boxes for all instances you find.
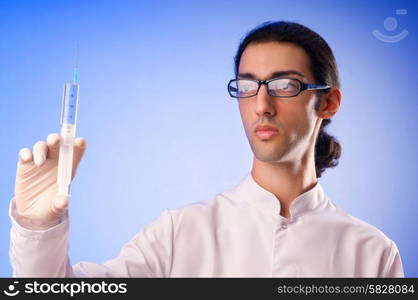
[229,79,258,98]
[268,78,301,97]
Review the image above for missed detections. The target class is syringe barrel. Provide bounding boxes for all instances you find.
[61,83,79,125]
[57,123,75,196]
[57,81,79,196]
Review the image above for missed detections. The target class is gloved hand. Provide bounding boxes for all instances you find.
[13,133,87,230]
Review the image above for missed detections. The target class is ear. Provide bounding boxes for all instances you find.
[317,88,342,119]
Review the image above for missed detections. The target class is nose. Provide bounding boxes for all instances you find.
[255,83,276,117]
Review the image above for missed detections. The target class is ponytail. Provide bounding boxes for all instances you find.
[314,119,341,178]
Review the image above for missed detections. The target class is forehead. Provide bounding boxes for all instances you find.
[238,41,313,81]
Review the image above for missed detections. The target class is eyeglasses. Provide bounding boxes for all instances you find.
[227,77,330,99]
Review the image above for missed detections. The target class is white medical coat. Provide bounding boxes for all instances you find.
[9,173,404,277]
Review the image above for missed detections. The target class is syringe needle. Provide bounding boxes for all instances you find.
[73,67,78,84]
[73,42,79,84]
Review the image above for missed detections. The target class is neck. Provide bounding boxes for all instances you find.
[251,150,318,219]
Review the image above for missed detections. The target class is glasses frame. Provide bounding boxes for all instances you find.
[227,77,331,99]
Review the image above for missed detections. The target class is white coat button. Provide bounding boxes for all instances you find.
[281,223,288,229]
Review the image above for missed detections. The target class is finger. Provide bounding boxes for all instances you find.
[72,137,87,178]
[46,133,61,159]
[16,148,35,178]
[52,194,69,215]
[74,137,87,159]
[18,148,33,165]
[33,141,48,167]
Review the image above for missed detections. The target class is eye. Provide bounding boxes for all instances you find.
[268,78,301,96]
[282,83,291,90]
[280,80,298,91]
[238,82,255,92]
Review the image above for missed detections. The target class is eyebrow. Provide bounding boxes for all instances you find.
[238,70,306,80]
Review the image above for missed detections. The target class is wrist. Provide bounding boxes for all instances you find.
[15,214,62,230]
[10,198,66,231]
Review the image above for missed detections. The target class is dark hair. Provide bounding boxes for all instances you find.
[234,21,341,178]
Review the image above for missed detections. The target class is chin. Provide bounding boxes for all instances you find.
[251,138,289,158]
[252,147,285,162]
[256,154,284,163]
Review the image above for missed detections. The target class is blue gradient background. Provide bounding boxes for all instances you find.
[1,0,417,277]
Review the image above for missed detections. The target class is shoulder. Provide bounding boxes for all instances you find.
[323,203,403,276]
[169,190,240,220]
[318,201,395,251]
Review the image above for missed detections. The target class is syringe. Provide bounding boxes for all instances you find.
[57,68,80,196]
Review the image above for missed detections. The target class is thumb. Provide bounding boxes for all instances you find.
[71,137,87,180]
[52,194,69,215]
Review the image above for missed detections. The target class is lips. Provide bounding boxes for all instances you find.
[255,130,278,139]
[255,125,279,139]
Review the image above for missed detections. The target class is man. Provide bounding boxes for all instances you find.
[10,21,403,277]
